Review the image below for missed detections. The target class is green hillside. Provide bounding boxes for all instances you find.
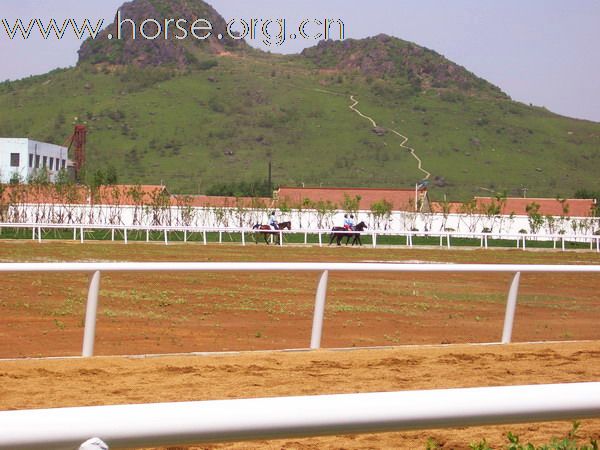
[0,0,599,200]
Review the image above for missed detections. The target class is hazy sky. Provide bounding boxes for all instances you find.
[1,0,599,122]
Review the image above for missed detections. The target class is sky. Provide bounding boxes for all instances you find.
[0,0,599,123]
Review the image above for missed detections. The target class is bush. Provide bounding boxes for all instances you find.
[197,59,218,71]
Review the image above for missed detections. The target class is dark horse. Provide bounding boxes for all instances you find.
[329,221,368,246]
[252,221,292,245]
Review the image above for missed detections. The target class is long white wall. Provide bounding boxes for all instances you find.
[3,203,599,237]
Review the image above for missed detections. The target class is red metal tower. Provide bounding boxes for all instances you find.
[65,125,87,181]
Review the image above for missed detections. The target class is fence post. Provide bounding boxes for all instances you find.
[318,232,322,247]
[80,227,84,244]
[279,231,283,247]
[124,228,128,244]
[37,226,42,243]
[372,233,377,248]
[82,271,101,357]
[164,230,168,245]
[242,230,246,246]
[501,272,521,344]
[310,270,329,349]
[203,231,207,245]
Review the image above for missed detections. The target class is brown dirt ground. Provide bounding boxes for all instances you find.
[1,343,600,449]
[1,242,599,448]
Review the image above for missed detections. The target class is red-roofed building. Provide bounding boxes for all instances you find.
[429,201,464,214]
[0,184,170,206]
[275,186,430,212]
[0,184,88,205]
[475,197,596,217]
[92,185,169,206]
[177,195,274,209]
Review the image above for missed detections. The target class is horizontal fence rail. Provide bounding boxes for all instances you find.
[1,262,599,357]
[1,382,599,450]
[1,222,599,251]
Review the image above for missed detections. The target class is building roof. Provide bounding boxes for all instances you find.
[0,184,88,204]
[174,195,274,209]
[0,184,168,206]
[92,185,168,206]
[429,201,464,214]
[475,197,595,217]
[276,186,428,211]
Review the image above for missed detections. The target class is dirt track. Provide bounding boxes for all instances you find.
[1,342,600,449]
[1,242,599,448]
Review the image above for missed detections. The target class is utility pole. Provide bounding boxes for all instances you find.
[268,159,272,194]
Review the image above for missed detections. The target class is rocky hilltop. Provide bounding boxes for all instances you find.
[78,0,246,68]
[302,34,506,96]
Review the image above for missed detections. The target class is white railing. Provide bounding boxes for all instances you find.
[1,382,599,450]
[1,222,599,251]
[2,262,599,357]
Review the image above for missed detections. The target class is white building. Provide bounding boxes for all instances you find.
[0,138,71,183]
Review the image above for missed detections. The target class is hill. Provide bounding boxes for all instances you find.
[0,0,599,200]
[78,0,246,68]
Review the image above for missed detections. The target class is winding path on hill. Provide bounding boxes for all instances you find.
[349,95,431,180]
[310,88,431,180]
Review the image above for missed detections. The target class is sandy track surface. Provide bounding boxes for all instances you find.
[2,341,599,449]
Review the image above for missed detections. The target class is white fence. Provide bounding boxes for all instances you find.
[2,262,599,357]
[1,382,599,450]
[3,262,600,449]
[2,222,600,251]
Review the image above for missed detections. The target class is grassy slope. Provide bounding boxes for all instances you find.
[0,51,599,200]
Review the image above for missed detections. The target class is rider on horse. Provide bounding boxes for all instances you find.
[344,214,355,231]
[269,211,279,230]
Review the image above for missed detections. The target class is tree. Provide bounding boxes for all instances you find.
[459,199,481,233]
[54,168,72,187]
[9,172,22,185]
[482,193,506,232]
[371,199,393,230]
[342,194,361,217]
[525,202,544,234]
[105,165,118,185]
[128,184,144,225]
[0,181,8,221]
[314,200,337,229]
[439,198,452,231]
[28,167,51,185]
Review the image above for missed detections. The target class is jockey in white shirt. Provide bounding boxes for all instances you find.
[269,211,279,230]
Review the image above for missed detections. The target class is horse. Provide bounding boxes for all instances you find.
[329,221,368,246]
[252,221,292,245]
